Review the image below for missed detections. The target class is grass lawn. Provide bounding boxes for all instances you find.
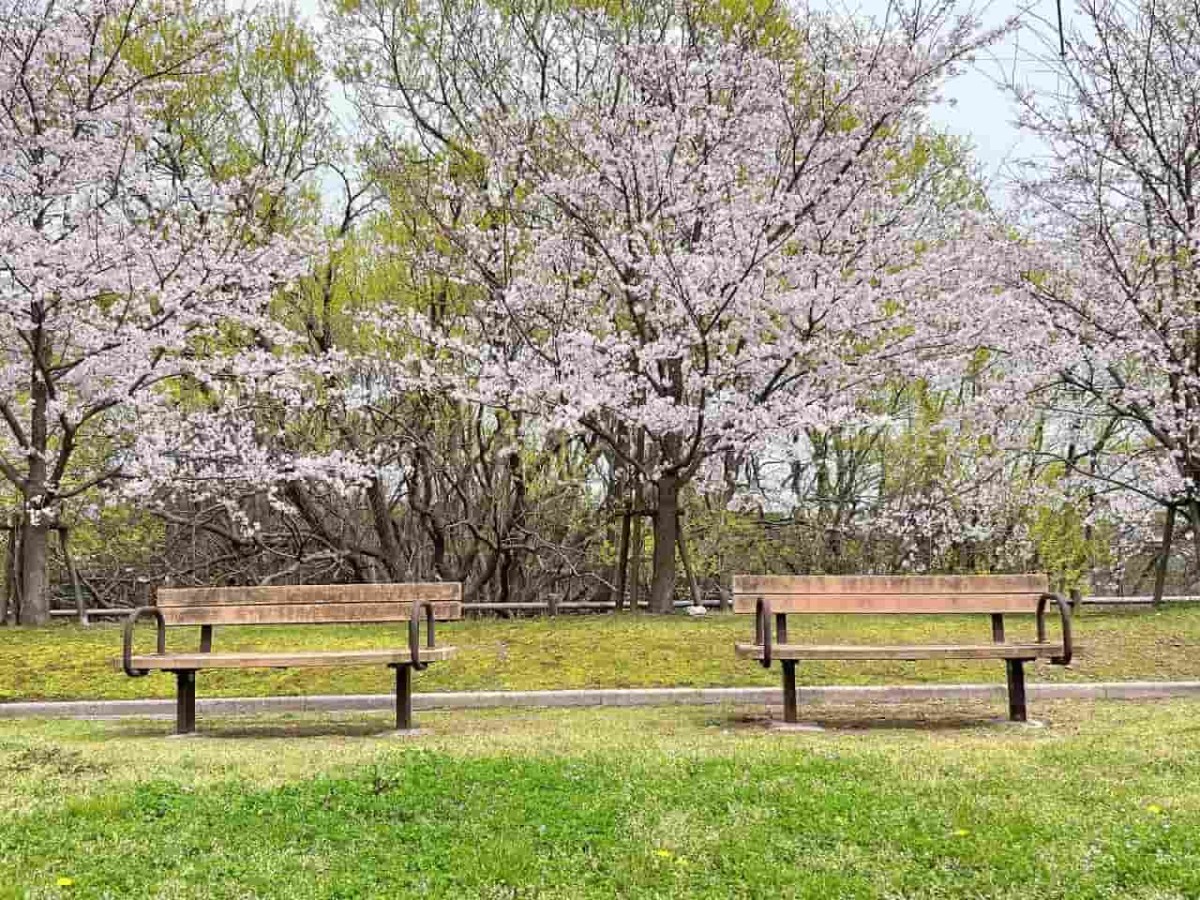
[2,699,1200,898]
[2,606,1200,702]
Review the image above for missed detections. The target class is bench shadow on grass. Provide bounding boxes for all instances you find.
[105,703,1040,740]
[733,706,1040,733]
[110,717,397,740]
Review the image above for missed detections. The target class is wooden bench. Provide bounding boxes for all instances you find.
[734,574,1073,724]
[122,583,462,735]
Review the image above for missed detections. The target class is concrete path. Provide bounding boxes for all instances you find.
[1,681,1198,721]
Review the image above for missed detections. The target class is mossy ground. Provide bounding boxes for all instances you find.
[2,699,1200,897]
[2,606,1200,702]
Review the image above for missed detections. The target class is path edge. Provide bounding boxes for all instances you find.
[2,681,1199,720]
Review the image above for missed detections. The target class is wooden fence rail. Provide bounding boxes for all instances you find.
[1078,595,1200,606]
[44,596,730,623]
[46,594,1200,624]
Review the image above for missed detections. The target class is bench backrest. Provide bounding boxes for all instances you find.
[154,583,463,627]
[733,574,1050,615]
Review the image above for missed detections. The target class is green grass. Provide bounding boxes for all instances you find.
[2,699,1200,897]
[3,606,1200,702]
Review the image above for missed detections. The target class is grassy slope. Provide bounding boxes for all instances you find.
[2,699,1200,898]
[2,606,1200,702]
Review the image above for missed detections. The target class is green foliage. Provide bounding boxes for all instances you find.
[688,0,801,53]
[3,701,1200,897]
[65,506,163,569]
[682,505,798,582]
[122,0,328,230]
[887,131,988,213]
[1028,501,1110,593]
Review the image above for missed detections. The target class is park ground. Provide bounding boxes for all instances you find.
[1,605,1200,701]
[2,699,1200,898]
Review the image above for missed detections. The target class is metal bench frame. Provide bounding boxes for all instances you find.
[123,593,450,735]
[744,583,1074,723]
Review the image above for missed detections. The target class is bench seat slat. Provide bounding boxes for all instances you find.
[127,647,458,670]
[734,642,1065,661]
[159,601,462,627]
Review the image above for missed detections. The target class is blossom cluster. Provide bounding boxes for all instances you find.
[0,0,311,520]
[403,29,1005,490]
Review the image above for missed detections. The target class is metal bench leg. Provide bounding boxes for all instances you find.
[392,664,413,731]
[1005,659,1027,722]
[175,670,197,735]
[781,661,798,724]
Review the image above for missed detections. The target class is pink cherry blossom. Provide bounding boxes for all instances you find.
[0,0,310,622]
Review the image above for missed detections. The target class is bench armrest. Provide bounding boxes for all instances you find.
[123,607,166,677]
[754,597,773,669]
[409,600,437,671]
[1036,592,1074,665]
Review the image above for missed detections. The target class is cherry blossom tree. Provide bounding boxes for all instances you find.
[401,9,1003,611]
[997,0,1200,593]
[0,0,306,623]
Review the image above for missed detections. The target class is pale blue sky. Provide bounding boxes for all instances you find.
[919,0,1065,193]
[808,0,1067,196]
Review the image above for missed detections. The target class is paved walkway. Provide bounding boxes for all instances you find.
[1,681,1197,720]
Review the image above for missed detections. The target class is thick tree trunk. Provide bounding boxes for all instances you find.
[21,331,52,625]
[648,474,680,614]
[18,522,50,625]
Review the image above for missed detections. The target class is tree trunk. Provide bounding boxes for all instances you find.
[629,506,644,613]
[366,476,403,580]
[614,508,632,611]
[1153,503,1176,608]
[504,447,527,604]
[1189,499,1200,582]
[21,332,52,625]
[18,522,50,625]
[1,520,17,625]
[59,527,86,626]
[676,511,702,608]
[648,474,680,614]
